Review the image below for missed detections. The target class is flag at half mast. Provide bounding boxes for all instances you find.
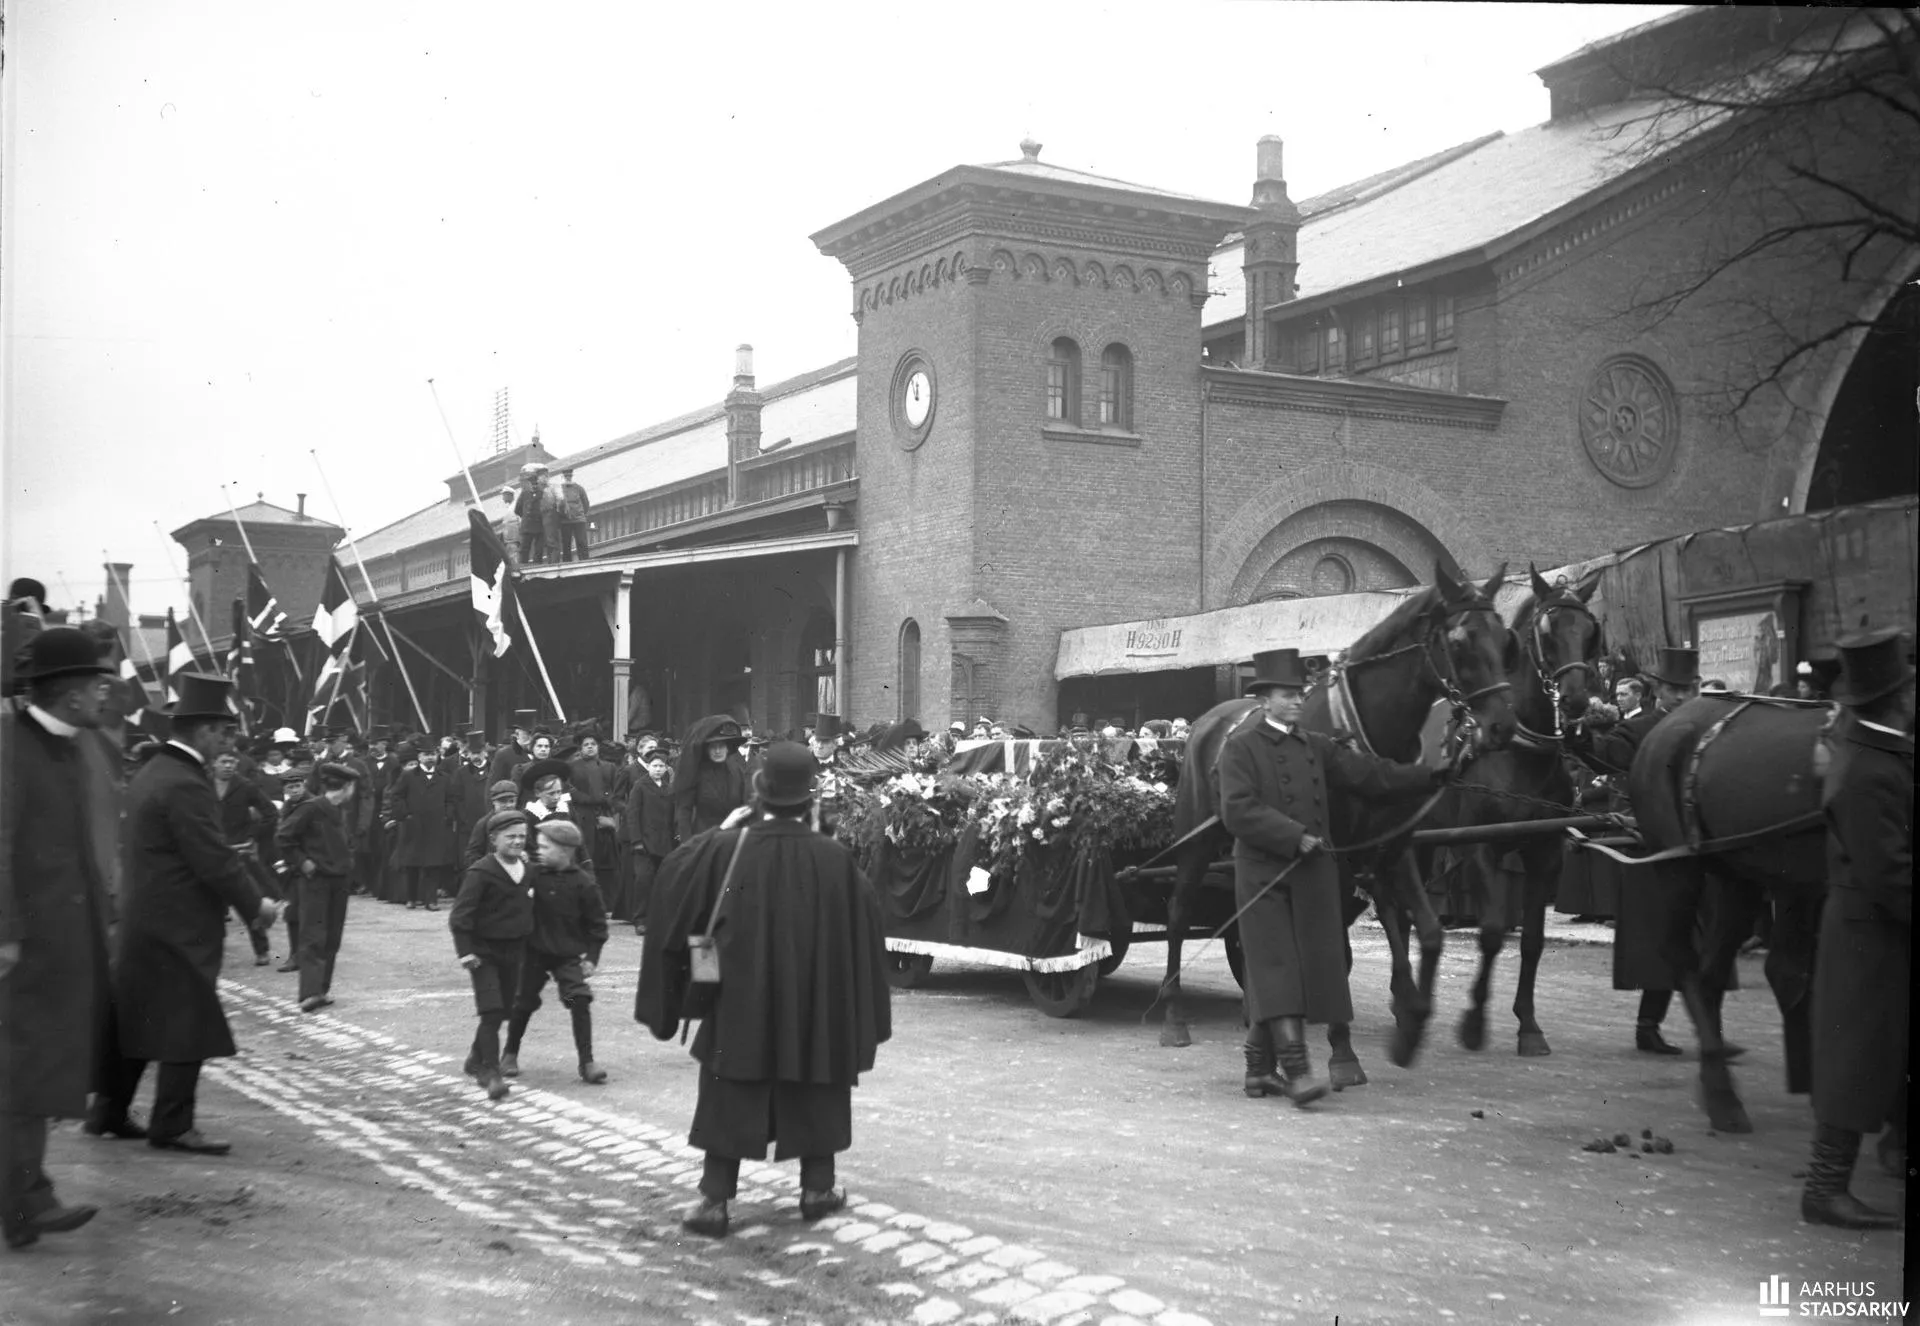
[247,561,286,637]
[310,557,358,651]
[468,508,515,658]
[163,608,193,702]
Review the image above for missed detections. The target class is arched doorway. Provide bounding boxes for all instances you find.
[1228,499,1444,605]
[1806,282,1920,511]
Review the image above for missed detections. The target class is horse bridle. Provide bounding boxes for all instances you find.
[1525,591,1602,740]
[1342,591,1513,734]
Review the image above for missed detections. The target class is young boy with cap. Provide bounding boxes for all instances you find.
[500,820,610,1083]
[449,809,536,1100]
[275,762,363,1013]
[465,780,524,868]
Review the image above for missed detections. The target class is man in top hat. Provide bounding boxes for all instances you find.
[558,467,592,563]
[450,735,495,856]
[489,710,540,786]
[1802,627,1912,1230]
[386,739,462,911]
[1568,645,1705,1053]
[1219,648,1455,1106]
[98,674,282,1158]
[637,742,892,1238]
[2,628,123,1247]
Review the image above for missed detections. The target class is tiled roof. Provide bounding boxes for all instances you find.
[973,155,1222,205]
[1204,98,1699,330]
[352,359,858,563]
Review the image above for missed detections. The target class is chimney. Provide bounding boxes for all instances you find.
[1243,135,1302,368]
[102,562,133,630]
[296,492,307,518]
[725,343,763,504]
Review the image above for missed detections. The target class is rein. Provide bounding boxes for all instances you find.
[1334,591,1511,751]
[1516,593,1603,746]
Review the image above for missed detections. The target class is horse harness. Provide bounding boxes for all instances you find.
[1330,589,1512,756]
[1514,589,1603,751]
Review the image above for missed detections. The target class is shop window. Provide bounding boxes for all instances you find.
[1046,338,1081,424]
[1098,344,1133,429]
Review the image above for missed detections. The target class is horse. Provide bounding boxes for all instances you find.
[1432,567,1605,1058]
[1158,561,1519,1078]
[1620,693,1833,1132]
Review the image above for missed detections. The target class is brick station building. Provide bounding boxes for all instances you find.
[181,6,1917,739]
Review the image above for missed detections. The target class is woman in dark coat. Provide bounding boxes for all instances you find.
[672,715,748,842]
[637,742,891,1238]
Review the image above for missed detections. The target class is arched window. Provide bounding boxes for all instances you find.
[1098,344,1133,429]
[898,618,921,722]
[1046,338,1081,424]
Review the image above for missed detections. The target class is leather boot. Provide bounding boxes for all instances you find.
[1272,1017,1329,1108]
[1802,1123,1901,1230]
[1243,1022,1286,1098]
[1635,1020,1682,1055]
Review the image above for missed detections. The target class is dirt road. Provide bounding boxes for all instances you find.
[4,902,1905,1325]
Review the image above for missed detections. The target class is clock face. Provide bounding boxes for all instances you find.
[903,370,933,427]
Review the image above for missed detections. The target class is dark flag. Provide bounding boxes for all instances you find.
[311,557,358,653]
[307,622,364,733]
[248,561,286,637]
[468,508,515,658]
[163,608,192,702]
[228,595,255,721]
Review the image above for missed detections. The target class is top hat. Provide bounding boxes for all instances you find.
[1832,627,1915,706]
[368,725,392,742]
[511,709,540,729]
[813,713,847,741]
[21,627,114,682]
[464,728,487,746]
[1244,649,1311,694]
[167,673,237,721]
[1644,646,1701,687]
[753,741,819,806]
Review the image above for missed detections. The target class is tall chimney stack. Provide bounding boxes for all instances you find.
[725,343,764,503]
[102,562,134,629]
[296,492,307,518]
[1243,134,1302,368]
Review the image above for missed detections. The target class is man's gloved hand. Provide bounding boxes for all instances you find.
[1298,834,1325,856]
[459,954,481,970]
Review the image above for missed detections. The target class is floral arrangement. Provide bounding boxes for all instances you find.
[837,770,982,855]
[965,748,1175,880]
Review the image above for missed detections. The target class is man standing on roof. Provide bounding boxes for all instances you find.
[513,465,548,565]
[538,468,564,567]
[559,468,592,563]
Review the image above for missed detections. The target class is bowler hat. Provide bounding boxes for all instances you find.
[753,741,818,806]
[316,762,362,789]
[21,627,114,682]
[167,673,238,721]
[814,713,847,741]
[1832,627,1915,706]
[1644,646,1701,687]
[1244,649,1310,694]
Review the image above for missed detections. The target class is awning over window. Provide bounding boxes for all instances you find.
[1054,590,1419,680]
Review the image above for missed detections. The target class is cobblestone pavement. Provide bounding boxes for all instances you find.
[202,979,1217,1326]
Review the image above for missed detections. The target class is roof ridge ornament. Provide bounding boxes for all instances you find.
[1019,136,1041,162]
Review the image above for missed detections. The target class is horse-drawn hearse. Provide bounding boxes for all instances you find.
[852,495,1914,1132]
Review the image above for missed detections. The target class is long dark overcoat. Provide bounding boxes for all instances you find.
[1219,720,1434,1025]
[449,761,493,840]
[1812,720,1912,1133]
[389,765,461,867]
[624,771,677,858]
[1569,703,1683,990]
[568,754,619,872]
[113,744,265,1062]
[636,819,891,1160]
[1,710,115,1118]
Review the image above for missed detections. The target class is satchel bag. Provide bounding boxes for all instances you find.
[680,828,748,1022]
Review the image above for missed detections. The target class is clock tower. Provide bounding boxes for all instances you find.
[813,142,1248,727]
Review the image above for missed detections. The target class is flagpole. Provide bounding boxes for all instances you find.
[219,485,305,689]
[318,621,357,730]
[308,452,431,733]
[153,522,224,676]
[217,483,262,565]
[429,381,568,724]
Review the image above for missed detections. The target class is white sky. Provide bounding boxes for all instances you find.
[1,0,1675,619]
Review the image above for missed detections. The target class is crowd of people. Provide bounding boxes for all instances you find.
[2,570,1908,1247]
